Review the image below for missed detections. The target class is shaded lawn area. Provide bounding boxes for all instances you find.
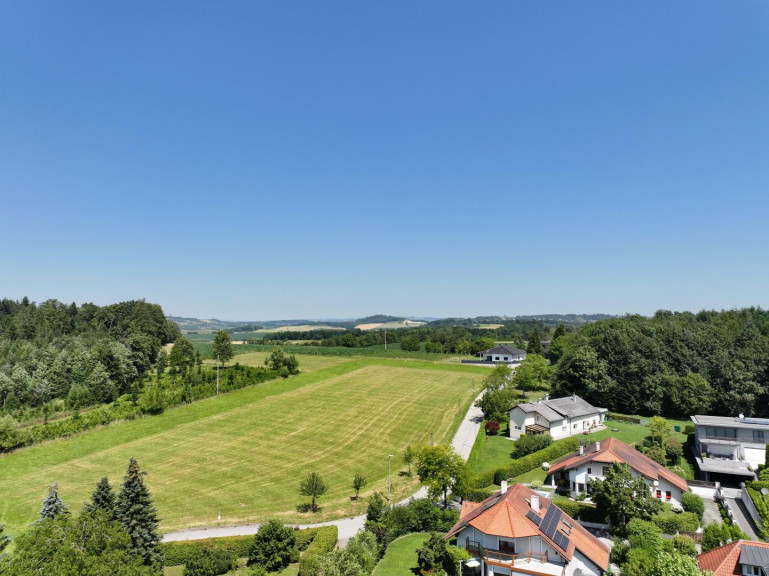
[373,533,430,576]
[467,416,689,477]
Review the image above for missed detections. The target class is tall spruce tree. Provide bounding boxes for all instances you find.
[85,476,116,517]
[38,483,69,522]
[115,458,162,566]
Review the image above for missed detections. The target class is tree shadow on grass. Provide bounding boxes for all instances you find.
[398,471,412,477]
[296,503,322,513]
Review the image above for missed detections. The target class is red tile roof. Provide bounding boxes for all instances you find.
[547,437,689,493]
[698,541,769,576]
[447,483,609,571]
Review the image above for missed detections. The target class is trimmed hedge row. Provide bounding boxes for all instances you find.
[550,496,607,524]
[607,413,642,424]
[473,436,580,488]
[652,512,700,534]
[298,526,338,576]
[161,535,254,566]
[295,527,320,551]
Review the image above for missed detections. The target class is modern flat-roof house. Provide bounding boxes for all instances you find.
[545,437,689,507]
[697,540,769,576]
[509,395,607,441]
[447,483,609,576]
[691,415,769,482]
[477,345,527,365]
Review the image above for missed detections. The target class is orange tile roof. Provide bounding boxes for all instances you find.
[447,483,610,571]
[698,541,769,576]
[547,437,689,493]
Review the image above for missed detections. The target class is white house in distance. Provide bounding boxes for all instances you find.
[447,482,610,576]
[477,345,527,365]
[508,395,607,441]
[691,414,769,482]
[545,437,689,507]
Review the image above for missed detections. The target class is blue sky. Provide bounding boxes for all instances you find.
[1,1,768,320]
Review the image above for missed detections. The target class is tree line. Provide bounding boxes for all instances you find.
[550,307,769,417]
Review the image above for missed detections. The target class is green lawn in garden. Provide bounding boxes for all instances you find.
[372,533,430,576]
[0,359,486,539]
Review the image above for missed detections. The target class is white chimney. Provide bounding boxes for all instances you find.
[573,394,577,402]
[595,441,601,452]
[579,445,584,456]
[739,413,745,420]
[545,394,549,401]
[531,494,540,512]
[500,480,508,494]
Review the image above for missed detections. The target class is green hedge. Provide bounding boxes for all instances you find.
[607,413,642,424]
[652,512,700,534]
[551,496,607,524]
[462,487,496,503]
[473,437,580,488]
[295,527,320,551]
[298,526,338,576]
[161,535,254,566]
[746,486,769,540]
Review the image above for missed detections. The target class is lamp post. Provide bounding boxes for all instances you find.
[388,454,393,507]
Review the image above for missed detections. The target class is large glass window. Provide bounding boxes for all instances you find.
[706,427,737,439]
[754,430,765,442]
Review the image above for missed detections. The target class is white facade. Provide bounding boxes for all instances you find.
[555,462,685,507]
[454,526,602,576]
[692,415,769,473]
[509,405,604,441]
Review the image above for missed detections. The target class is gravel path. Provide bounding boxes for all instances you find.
[163,392,484,543]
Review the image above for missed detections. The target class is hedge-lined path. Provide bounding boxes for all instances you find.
[162,393,484,544]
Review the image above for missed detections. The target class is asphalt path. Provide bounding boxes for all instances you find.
[162,392,484,543]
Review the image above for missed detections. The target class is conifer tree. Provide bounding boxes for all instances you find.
[85,476,116,517]
[38,483,69,522]
[115,458,162,566]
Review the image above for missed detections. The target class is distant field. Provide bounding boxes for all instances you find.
[211,351,349,373]
[0,359,481,538]
[255,325,346,333]
[356,321,425,330]
[475,324,503,329]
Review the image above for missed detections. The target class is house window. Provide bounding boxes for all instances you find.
[587,468,592,474]
[706,427,737,439]
[602,466,610,476]
[666,491,672,500]
[572,482,576,491]
[494,356,499,361]
[754,430,765,442]
[577,483,585,492]
[573,424,578,429]
[514,426,522,431]
[744,566,761,576]
[499,540,515,554]
[656,490,662,499]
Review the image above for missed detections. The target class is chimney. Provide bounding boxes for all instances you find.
[545,394,549,401]
[573,394,577,402]
[595,441,601,452]
[531,494,540,512]
[529,399,533,404]
[500,480,508,494]
[739,413,745,420]
[579,445,584,456]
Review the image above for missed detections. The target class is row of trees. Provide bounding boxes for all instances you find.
[550,307,769,416]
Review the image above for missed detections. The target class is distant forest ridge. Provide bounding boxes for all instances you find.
[168,313,615,332]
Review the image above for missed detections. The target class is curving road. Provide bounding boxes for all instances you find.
[162,392,484,543]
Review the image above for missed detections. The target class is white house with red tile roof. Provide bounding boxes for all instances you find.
[545,437,689,507]
[446,483,609,576]
[698,540,769,576]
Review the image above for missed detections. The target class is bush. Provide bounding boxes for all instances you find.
[294,527,319,551]
[511,434,553,458]
[298,526,337,576]
[652,511,700,534]
[248,519,297,571]
[672,535,697,557]
[458,487,495,503]
[485,421,500,435]
[183,548,237,576]
[551,496,608,523]
[682,493,704,520]
[161,535,254,566]
[683,423,695,435]
[607,413,642,424]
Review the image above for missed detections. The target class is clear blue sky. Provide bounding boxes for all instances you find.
[1,1,768,320]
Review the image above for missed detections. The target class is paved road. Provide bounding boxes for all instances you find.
[725,497,760,541]
[163,392,484,543]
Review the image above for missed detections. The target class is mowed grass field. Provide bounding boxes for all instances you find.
[213,350,350,373]
[0,359,484,538]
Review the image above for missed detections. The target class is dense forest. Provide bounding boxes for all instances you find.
[0,298,180,411]
[550,308,769,418]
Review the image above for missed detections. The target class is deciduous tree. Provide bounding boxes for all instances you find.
[300,472,328,512]
[512,354,551,392]
[588,463,661,535]
[248,519,296,571]
[353,474,366,499]
[414,445,466,508]
[212,330,234,366]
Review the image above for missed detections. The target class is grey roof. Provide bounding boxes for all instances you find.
[480,345,526,356]
[740,543,769,572]
[513,395,603,421]
[691,415,769,430]
[694,456,756,477]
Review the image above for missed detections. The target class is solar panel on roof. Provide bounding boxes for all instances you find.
[553,532,568,551]
[743,417,769,425]
[526,510,542,526]
[539,505,563,540]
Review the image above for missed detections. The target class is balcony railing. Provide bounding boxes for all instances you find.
[465,541,549,568]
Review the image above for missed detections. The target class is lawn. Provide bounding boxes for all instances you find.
[207,350,350,373]
[372,533,430,576]
[467,416,689,477]
[0,359,482,539]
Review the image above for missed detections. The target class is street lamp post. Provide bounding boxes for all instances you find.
[388,454,393,507]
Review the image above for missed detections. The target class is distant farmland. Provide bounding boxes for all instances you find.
[0,357,484,537]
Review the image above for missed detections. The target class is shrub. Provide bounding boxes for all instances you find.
[294,527,319,551]
[511,434,553,458]
[485,421,500,435]
[551,496,608,523]
[683,423,695,435]
[672,535,697,557]
[682,493,704,520]
[248,519,297,571]
[160,535,254,566]
[298,526,337,576]
[183,548,237,576]
[458,487,495,503]
[652,511,700,534]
